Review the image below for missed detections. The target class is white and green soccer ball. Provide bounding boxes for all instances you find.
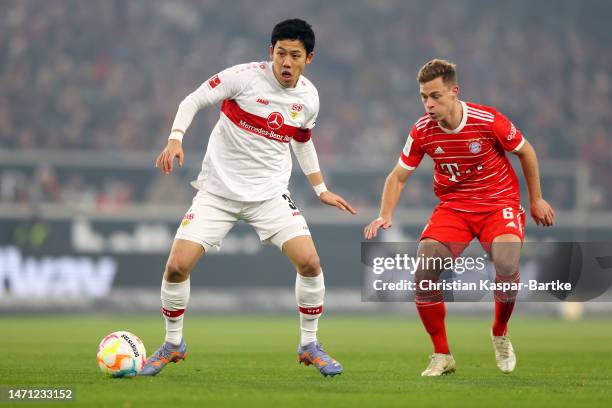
[97,331,146,377]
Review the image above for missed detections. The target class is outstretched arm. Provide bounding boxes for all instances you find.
[290,139,356,214]
[364,164,413,239]
[513,140,555,226]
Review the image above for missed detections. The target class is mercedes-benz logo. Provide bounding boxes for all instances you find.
[267,112,284,130]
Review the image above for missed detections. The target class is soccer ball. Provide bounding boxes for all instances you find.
[97,331,146,378]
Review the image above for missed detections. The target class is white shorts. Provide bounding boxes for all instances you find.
[175,190,311,252]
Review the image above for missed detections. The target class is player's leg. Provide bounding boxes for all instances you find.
[283,235,322,345]
[415,238,456,376]
[480,206,525,373]
[161,239,205,346]
[490,234,521,336]
[248,191,341,376]
[282,235,342,377]
[416,206,472,376]
[141,191,238,376]
[140,239,203,376]
[488,233,521,373]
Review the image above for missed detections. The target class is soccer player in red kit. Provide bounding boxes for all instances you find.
[364,59,554,376]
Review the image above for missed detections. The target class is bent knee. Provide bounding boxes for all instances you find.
[165,258,192,282]
[296,253,321,277]
[494,258,519,276]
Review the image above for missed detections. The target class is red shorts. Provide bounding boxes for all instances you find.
[420,205,525,256]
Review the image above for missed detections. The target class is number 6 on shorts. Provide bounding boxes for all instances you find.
[502,207,514,220]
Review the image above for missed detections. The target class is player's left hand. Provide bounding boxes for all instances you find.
[319,191,357,214]
[530,198,554,227]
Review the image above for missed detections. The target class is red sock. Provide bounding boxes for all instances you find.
[492,301,515,336]
[492,270,520,336]
[416,302,449,354]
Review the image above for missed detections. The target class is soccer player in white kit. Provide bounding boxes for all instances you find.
[140,19,356,377]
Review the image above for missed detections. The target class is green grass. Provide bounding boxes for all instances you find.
[1,315,611,407]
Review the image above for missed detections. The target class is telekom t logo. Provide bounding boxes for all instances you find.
[440,163,460,182]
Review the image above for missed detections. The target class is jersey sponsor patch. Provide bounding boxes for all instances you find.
[267,112,284,130]
[221,100,311,143]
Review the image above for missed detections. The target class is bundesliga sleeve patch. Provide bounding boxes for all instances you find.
[208,74,221,89]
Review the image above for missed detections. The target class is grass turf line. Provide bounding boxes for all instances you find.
[1,316,611,408]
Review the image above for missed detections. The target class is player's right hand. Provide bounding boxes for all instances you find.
[155,140,184,175]
[364,216,392,240]
[530,197,555,227]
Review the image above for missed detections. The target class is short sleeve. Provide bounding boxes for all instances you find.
[491,111,525,152]
[398,126,424,170]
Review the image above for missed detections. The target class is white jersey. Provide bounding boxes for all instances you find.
[170,61,319,202]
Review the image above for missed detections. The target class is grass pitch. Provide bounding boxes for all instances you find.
[1,315,611,407]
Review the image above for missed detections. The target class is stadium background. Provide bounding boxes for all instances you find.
[0,1,611,405]
[2,0,611,312]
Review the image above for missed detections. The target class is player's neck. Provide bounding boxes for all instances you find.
[440,100,463,130]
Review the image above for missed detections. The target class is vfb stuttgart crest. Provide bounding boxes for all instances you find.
[181,212,194,227]
[290,103,303,120]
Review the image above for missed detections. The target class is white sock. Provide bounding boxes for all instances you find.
[295,272,325,346]
[161,278,190,346]
[300,314,319,346]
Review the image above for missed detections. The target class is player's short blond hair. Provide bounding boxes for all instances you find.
[417,59,457,86]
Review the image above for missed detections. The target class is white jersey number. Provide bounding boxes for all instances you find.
[503,207,514,219]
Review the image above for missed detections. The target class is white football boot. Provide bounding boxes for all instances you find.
[491,331,516,373]
[421,353,456,376]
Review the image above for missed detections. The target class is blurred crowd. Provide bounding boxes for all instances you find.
[1,0,611,209]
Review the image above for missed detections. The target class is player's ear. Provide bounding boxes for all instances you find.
[452,84,459,98]
[305,51,315,65]
[269,45,274,60]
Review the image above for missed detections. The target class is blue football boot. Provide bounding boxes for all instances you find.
[297,341,343,377]
[139,339,187,376]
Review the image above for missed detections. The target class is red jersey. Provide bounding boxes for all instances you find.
[399,101,525,212]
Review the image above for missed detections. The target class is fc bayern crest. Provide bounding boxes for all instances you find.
[469,141,482,154]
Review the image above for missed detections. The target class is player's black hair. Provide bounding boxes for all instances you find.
[270,19,315,54]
